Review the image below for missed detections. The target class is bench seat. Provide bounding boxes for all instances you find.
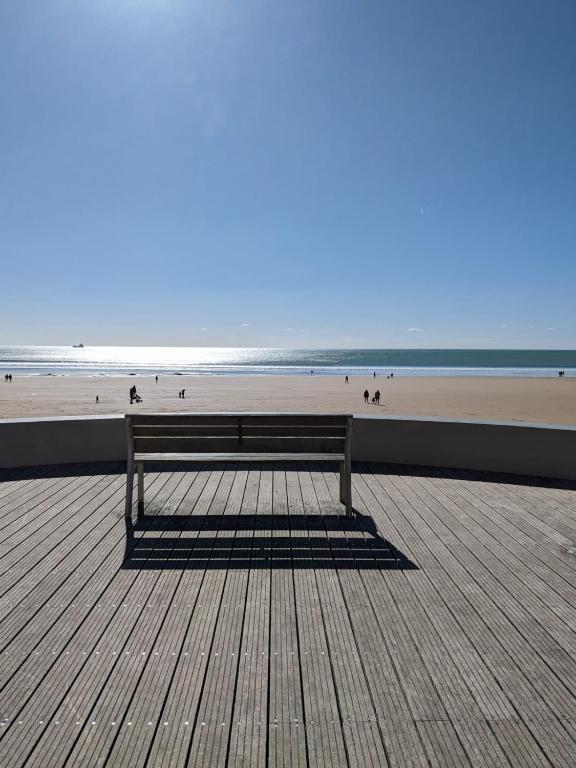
[135,452,346,463]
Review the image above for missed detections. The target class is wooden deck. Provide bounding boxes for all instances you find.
[1,461,576,767]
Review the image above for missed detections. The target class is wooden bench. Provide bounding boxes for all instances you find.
[125,413,353,520]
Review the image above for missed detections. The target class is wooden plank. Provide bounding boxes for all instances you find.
[184,466,250,766]
[135,437,345,455]
[22,466,202,767]
[0,471,106,566]
[396,468,576,694]
[130,414,241,426]
[135,436,241,453]
[0,470,84,523]
[0,468,190,766]
[144,466,240,768]
[240,414,349,426]
[135,452,345,463]
[0,472,128,611]
[287,465,349,767]
[423,469,576,619]
[130,413,349,427]
[0,465,99,542]
[96,469,225,767]
[134,425,347,437]
[349,470,531,768]
[134,425,240,437]
[0,468,191,765]
[0,473,129,651]
[359,465,576,752]
[229,465,270,767]
[305,464,396,768]
[242,425,346,437]
[0,473,122,600]
[267,465,307,765]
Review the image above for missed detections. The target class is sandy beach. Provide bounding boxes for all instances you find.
[0,374,574,425]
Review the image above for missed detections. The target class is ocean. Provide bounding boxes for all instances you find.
[0,346,574,377]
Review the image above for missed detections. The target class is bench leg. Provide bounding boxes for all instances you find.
[125,456,135,524]
[345,472,353,517]
[339,462,346,504]
[340,460,353,517]
[137,463,144,519]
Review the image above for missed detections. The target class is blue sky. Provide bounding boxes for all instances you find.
[1,0,575,348]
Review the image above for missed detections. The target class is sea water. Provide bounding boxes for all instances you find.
[0,347,574,377]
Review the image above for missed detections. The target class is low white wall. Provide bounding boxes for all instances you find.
[353,415,576,481]
[0,414,575,481]
[0,415,126,468]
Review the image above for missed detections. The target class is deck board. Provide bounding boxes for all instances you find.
[0,461,575,767]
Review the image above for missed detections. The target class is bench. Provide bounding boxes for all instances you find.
[124,413,353,520]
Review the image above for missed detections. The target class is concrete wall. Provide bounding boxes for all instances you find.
[0,415,126,469]
[0,413,575,481]
[352,415,576,480]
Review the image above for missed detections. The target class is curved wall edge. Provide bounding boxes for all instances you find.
[0,414,575,481]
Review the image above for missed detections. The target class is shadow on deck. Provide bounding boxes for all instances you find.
[123,513,417,570]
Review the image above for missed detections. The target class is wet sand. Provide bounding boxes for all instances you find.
[0,375,575,425]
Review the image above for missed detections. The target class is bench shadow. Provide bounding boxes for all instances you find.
[122,512,417,571]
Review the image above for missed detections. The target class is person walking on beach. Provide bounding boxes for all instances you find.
[373,371,376,378]
[375,389,380,405]
[182,389,186,399]
[363,389,369,403]
[155,375,158,383]
[345,375,349,384]
[96,395,99,404]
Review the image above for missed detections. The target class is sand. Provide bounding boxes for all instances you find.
[0,374,575,425]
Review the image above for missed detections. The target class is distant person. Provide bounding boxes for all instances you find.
[155,375,158,383]
[372,396,375,403]
[390,372,394,378]
[8,374,12,382]
[182,389,186,398]
[363,389,369,403]
[96,395,99,404]
[345,375,349,384]
[310,369,314,375]
[178,390,182,398]
[375,389,380,405]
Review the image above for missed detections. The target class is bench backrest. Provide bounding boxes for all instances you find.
[126,413,352,457]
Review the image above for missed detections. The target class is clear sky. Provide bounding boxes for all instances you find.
[1,0,575,348]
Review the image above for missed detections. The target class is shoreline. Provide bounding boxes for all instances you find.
[1,374,575,425]
[2,369,575,379]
